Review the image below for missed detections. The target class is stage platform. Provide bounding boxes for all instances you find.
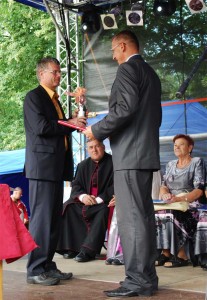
[2,251,207,300]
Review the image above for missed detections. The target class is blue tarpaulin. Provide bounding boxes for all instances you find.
[88,100,207,168]
[160,101,207,136]
[0,149,29,213]
[1,101,207,175]
[88,101,207,136]
[0,149,25,175]
[15,0,46,11]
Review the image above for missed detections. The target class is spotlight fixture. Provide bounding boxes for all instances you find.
[185,0,207,14]
[153,0,176,17]
[110,5,122,16]
[126,10,143,26]
[131,0,145,11]
[80,4,101,33]
[100,14,118,30]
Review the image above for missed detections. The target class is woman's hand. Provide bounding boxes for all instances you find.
[161,193,174,203]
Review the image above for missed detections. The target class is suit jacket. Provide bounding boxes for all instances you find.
[23,85,74,181]
[63,152,114,210]
[92,55,162,171]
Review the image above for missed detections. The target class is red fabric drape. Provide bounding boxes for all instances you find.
[0,184,38,263]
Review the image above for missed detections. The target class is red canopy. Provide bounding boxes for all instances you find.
[0,184,37,263]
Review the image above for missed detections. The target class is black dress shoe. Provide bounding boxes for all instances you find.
[46,269,73,280]
[201,264,207,270]
[104,286,152,297]
[105,258,114,265]
[74,252,95,262]
[112,258,124,265]
[119,280,158,292]
[27,273,60,286]
[63,251,78,259]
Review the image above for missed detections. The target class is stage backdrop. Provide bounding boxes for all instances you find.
[82,1,207,112]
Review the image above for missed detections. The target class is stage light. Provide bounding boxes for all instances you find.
[131,0,145,11]
[100,14,118,30]
[110,6,122,16]
[81,12,100,33]
[153,0,176,16]
[126,10,143,26]
[81,22,88,32]
[125,1,145,26]
[185,0,207,14]
[81,4,101,33]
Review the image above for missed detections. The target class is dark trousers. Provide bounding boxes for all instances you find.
[27,179,63,276]
[57,203,109,256]
[114,169,158,292]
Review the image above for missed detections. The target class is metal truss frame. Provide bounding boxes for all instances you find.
[43,0,86,171]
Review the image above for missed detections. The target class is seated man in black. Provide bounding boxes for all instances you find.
[57,139,114,262]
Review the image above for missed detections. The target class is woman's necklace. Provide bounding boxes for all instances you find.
[177,157,192,168]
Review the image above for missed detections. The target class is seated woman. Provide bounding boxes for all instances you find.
[105,171,161,265]
[156,134,206,268]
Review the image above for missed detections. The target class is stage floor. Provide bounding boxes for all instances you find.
[2,251,207,300]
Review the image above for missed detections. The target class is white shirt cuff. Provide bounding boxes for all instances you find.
[79,194,87,202]
[96,197,103,204]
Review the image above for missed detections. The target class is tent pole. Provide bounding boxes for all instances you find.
[184,103,187,134]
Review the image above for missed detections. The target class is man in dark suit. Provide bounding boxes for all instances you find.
[23,57,86,286]
[83,30,162,297]
[56,139,114,262]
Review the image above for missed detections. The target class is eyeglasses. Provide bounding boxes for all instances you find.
[110,42,126,52]
[45,70,62,75]
[110,43,121,52]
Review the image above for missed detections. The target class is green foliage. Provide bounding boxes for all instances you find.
[118,0,207,100]
[0,92,25,150]
[0,0,56,150]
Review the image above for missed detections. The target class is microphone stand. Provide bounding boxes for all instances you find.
[176,46,207,98]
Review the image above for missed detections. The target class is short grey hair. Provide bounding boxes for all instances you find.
[36,57,60,81]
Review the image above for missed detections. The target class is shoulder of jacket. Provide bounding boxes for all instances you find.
[104,152,112,158]
[27,85,47,96]
[119,57,144,72]
[78,157,91,167]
